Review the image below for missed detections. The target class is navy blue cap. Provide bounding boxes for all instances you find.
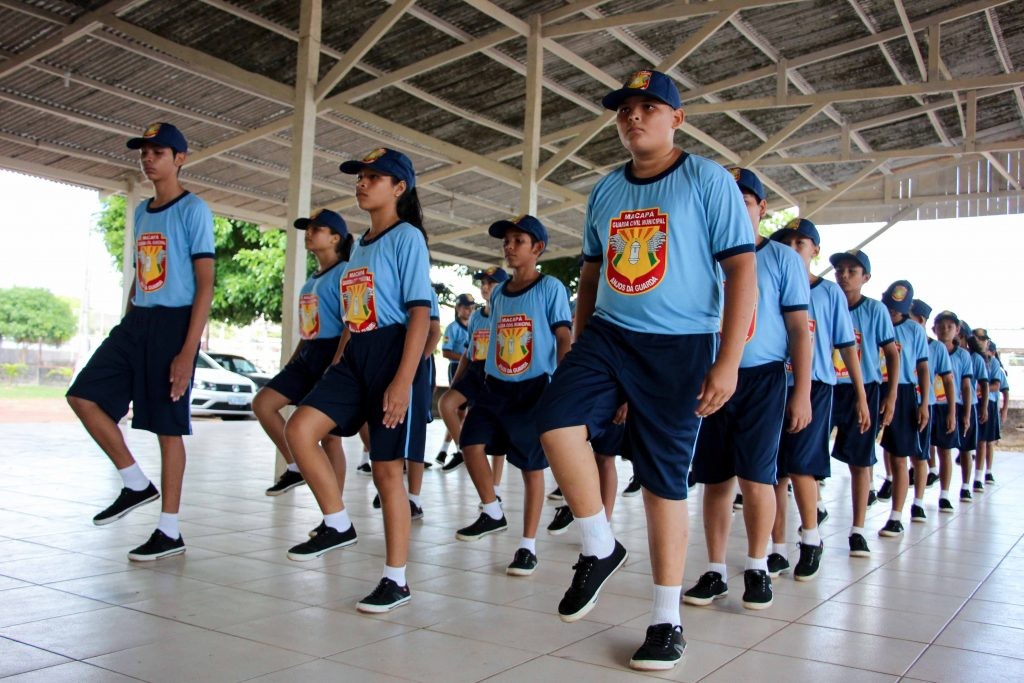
[127,122,188,154]
[829,249,871,274]
[602,69,681,111]
[882,280,914,314]
[339,148,415,189]
[729,167,765,202]
[293,208,348,236]
[910,299,932,319]
[455,293,476,307]
[934,310,959,326]
[771,217,820,246]
[959,320,972,338]
[472,266,509,284]
[973,327,990,340]
[488,214,548,248]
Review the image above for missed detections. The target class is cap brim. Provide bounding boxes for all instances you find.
[601,88,676,111]
[736,182,765,202]
[488,220,517,239]
[293,218,312,230]
[339,160,366,175]
[769,228,799,243]
[126,137,174,150]
[829,253,864,269]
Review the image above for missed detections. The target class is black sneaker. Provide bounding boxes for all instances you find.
[985,472,996,485]
[558,540,628,622]
[287,524,357,561]
[93,483,159,526]
[547,505,574,535]
[441,451,464,473]
[973,480,984,493]
[356,462,372,476]
[742,569,773,610]
[960,488,973,502]
[927,472,939,487]
[506,548,538,576]
[308,521,327,538]
[877,479,892,500]
[547,486,564,501]
[939,497,955,513]
[455,513,507,541]
[356,577,410,613]
[410,500,423,520]
[911,505,926,523]
[422,460,433,470]
[629,623,685,671]
[682,571,728,606]
[732,493,743,510]
[434,449,448,465]
[623,476,641,497]
[372,493,381,509]
[878,519,904,537]
[849,533,871,557]
[127,529,185,561]
[794,542,823,582]
[867,489,878,506]
[766,553,790,578]
[265,469,305,496]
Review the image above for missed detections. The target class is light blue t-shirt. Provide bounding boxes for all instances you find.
[945,345,973,406]
[442,319,470,357]
[429,291,440,320]
[741,239,809,368]
[582,153,754,335]
[341,222,432,333]
[989,361,1007,409]
[298,260,345,340]
[926,337,953,406]
[485,275,571,382]
[789,278,855,384]
[834,296,895,385]
[132,192,215,308]
[969,352,988,405]
[465,308,491,364]
[885,318,929,395]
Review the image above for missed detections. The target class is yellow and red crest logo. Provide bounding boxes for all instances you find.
[834,329,863,378]
[891,285,908,302]
[362,148,386,162]
[729,167,742,181]
[471,328,490,362]
[934,375,947,402]
[136,232,167,293]
[605,207,668,295]
[299,293,320,340]
[495,314,532,376]
[142,123,161,138]
[627,70,652,89]
[341,267,378,332]
[786,218,802,230]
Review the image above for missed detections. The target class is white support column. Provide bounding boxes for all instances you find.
[276,0,321,476]
[519,14,542,216]
[121,179,139,312]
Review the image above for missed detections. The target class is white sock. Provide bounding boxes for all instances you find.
[976,467,985,480]
[929,466,938,475]
[850,526,865,537]
[518,537,536,553]
[889,510,901,522]
[324,509,352,533]
[651,584,682,627]
[286,462,300,473]
[801,527,821,546]
[157,512,179,539]
[914,497,924,507]
[360,450,370,466]
[745,556,768,572]
[707,562,727,578]
[772,543,788,558]
[441,439,451,451]
[884,475,892,482]
[493,485,502,499]
[817,501,827,512]
[118,463,149,491]
[940,490,951,501]
[576,509,615,559]
[383,564,406,587]
[408,493,421,506]
[481,500,503,520]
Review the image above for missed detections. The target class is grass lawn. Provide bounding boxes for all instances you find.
[0,385,69,400]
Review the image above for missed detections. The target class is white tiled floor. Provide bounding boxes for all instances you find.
[2,419,1023,681]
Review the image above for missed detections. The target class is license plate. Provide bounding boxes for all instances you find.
[228,396,249,406]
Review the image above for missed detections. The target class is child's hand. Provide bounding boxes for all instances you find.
[879,398,895,428]
[169,352,194,402]
[979,404,988,424]
[856,398,871,434]
[612,402,628,425]
[382,379,412,428]
[695,361,737,417]
[785,393,812,433]
[945,409,955,434]
[917,403,930,432]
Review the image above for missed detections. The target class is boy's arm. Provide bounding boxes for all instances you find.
[573,261,600,341]
[1001,388,1010,422]
[450,352,470,386]
[961,377,972,434]
[382,306,429,429]
[697,251,756,417]
[783,309,812,433]
[424,319,441,360]
[554,326,572,365]
[839,346,871,434]
[332,328,350,366]
[170,257,214,402]
[879,341,900,427]
[124,281,136,316]
[942,374,957,433]
[916,360,931,431]
[978,376,990,423]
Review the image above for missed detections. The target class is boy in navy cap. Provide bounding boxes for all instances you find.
[768,217,869,581]
[67,123,214,561]
[455,215,572,580]
[829,249,900,557]
[537,69,756,671]
[687,169,811,608]
[956,321,988,501]
[876,281,930,537]
[932,311,972,512]
[436,292,476,471]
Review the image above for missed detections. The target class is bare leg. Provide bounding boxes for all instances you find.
[67,396,136,469]
[938,448,953,492]
[890,456,909,513]
[790,473,819,533]
[771,477,789,545]
[702,480,735,564]
[252,388,293,463]
[491,455,505,490]
[539,427,602,517]
[882,451,892,478]
[959,449,973,489]
[738,478,776,559]
[157,435,185,514]
[850,465,869,528]
[407,461,424,497]
[373,459,410,568]
[323,435,346,491]
[644,490,689,585]
[462,444,495,503]
[595,454,618,518]
[912,459,928,501]
[522,469,544,539]
[285,407,346,515]
[438,389,466,443]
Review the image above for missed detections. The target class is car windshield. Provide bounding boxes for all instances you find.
[232,358,260,373]
[195,355,216,369]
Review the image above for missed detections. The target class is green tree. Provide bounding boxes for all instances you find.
[760,207,799,239]
[539,255,582,296]
[0,287,77,362]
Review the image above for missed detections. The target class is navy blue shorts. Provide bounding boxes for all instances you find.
[404,355,435,463]
[778,381,833,478]
[921,405,933,456]
[832,382,880,467]
[591,420,625,456]
[930,403,960,450]
[447,360,459,384]
[301,325,427,462]
[450,361,486,405]
[67,306,194,436]
[691,362,787,486]
[881,384,924,459]
[979,399,1000,442]
[460,375,549,471]
[536,318,714,501]
[959,403,979,452]
[264,337,339,404]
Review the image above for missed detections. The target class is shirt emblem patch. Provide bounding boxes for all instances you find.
[299,293,320,340]
[136,232,167,293]
[341,267,378,332]
[606,208,668,295]
[496,314,532,376]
